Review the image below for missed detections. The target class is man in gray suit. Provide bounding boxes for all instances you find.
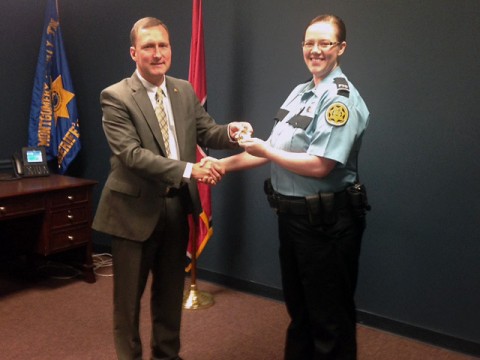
[92,17,251,360]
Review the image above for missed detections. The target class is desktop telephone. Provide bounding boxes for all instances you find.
[12,146,50,177]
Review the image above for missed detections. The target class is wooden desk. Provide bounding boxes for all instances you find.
[0,175,97,283]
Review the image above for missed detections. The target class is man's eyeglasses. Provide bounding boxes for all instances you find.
[302,40,341,51]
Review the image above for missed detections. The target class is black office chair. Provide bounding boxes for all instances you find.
[0,158,16,180]
[0,158,12,169]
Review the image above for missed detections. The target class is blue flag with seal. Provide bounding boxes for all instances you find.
[28,0,80,174]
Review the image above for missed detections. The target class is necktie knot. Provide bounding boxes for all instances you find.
[155,88,164,103]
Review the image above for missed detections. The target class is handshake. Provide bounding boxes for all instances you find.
[192,121,254,186]
[192,157,225,185]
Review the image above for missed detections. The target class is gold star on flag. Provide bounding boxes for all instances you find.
[51,75,75,124]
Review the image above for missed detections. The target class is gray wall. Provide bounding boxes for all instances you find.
[1,0,478,351]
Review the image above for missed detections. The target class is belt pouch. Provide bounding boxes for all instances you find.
[266,194,278,211]
[320,192,336,225]
[264,178,278,212]
[347,183,371,217]
[263,178,273,195]
[305,195,321,225]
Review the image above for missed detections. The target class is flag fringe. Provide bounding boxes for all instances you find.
[185,210,213,272]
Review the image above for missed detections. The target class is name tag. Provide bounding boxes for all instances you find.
[287,115,312,130]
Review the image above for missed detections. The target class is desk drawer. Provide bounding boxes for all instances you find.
[51,206,88,228]
[50,188,89,207]
[0,196,44,219]
[49,226,90,253]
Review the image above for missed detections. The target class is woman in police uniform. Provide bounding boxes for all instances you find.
[219,14,370,360]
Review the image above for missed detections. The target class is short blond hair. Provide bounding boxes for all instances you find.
[130,17,169,46]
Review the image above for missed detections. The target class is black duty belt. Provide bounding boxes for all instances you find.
[267,190,349,216]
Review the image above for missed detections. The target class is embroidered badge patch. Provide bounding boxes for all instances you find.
[325,102,349,126]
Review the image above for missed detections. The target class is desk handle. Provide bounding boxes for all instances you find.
[67,235,74,242]
[67,195,74,201]
[0,206,5,215]
[67,214,74,221]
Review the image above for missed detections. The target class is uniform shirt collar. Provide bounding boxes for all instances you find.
[304,66,344,97]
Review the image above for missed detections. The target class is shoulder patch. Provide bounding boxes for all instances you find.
[325,102,349,126]
[333,77,350,98]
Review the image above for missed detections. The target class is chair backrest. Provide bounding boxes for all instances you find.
[0,158,16,180]
[0,158,13,172]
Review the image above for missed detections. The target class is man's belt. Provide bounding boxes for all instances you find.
[164,184,187,198]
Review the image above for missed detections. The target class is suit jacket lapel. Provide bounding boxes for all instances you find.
[130,73,167,155]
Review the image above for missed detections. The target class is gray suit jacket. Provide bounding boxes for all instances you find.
[92,72,236,241]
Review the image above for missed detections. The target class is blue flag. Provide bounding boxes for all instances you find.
[28,0,80,174]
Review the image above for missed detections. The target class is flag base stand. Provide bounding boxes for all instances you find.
[183,284,214,310]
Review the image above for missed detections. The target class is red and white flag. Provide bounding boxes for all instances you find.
[186,0,212,271]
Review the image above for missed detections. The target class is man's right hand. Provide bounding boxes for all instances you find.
[191,157,225,185]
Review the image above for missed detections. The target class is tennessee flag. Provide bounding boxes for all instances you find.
[186,0,212,272]
[28,0,80,174]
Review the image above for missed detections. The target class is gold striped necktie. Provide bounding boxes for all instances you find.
[155,89,171,158]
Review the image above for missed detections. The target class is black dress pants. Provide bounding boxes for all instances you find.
[278,205,364,360]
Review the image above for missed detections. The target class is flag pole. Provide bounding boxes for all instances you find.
[183,0,214,310]
[183,217,213,309]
